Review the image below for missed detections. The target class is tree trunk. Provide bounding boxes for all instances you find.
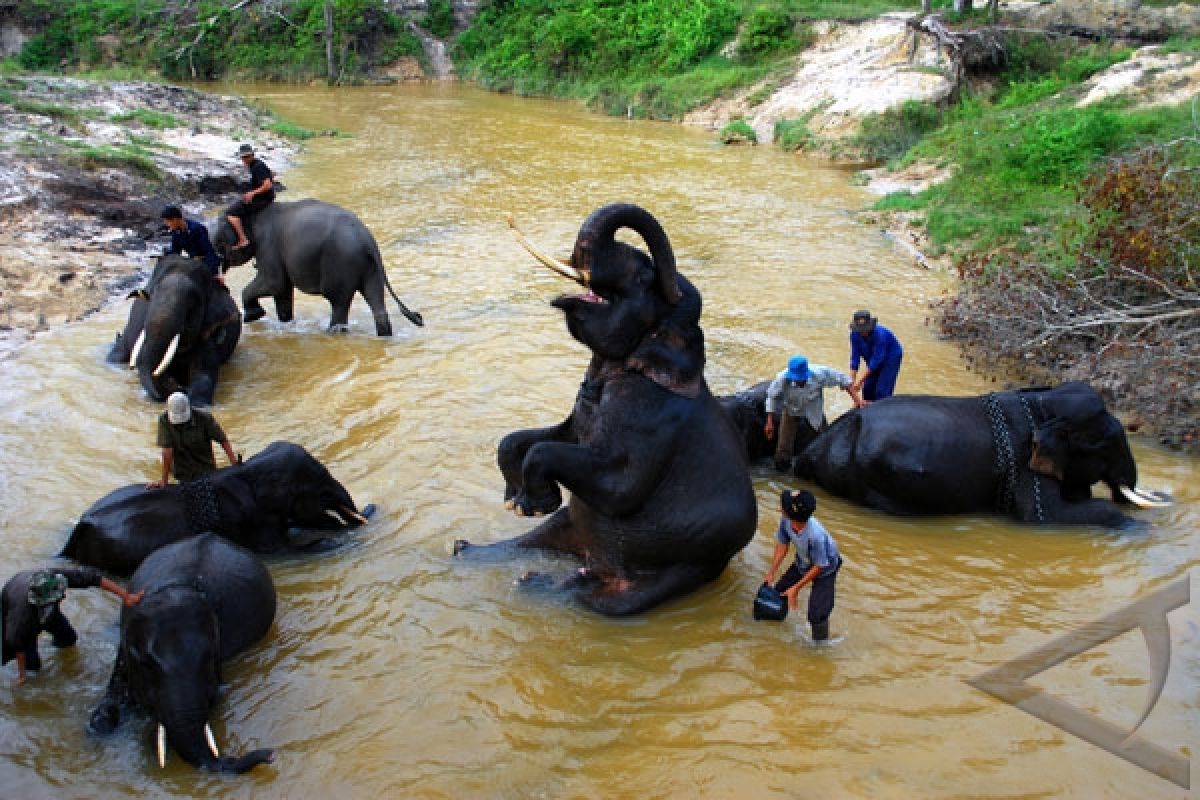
[953,0,972,11]
[324,0,335,81]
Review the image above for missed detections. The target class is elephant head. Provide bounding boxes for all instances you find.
[89,535,275,774]
[510,204,703,393]
[1025,382,1161,508]
[239,441,367,531]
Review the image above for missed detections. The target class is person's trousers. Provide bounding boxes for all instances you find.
[864,355,903,401]
[774,558,841,638]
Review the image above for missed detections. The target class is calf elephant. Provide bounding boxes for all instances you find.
[214,199,423,335]
[455,204,757,615]
[107,255,241,404]
[61,441,369,575]
[794,382,1169,526]
[87,534,275,774]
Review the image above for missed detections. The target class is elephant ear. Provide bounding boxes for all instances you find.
[624,277,704,396]
[1028,383,1119,480]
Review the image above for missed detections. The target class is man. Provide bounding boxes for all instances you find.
[225,143,275,251]
[3,568,143,686]
[764,354,860,472]
[161,205,222,278]
[849,309,904,403]
[149,392,239,488]
[763,489,842,641]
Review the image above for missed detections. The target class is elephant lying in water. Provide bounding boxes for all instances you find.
[794,382,1169,526]
[107,255,241,404]
[455,204,757,615]
[215,199,423,335]
[61,442,369,575]
[87,534,275,774]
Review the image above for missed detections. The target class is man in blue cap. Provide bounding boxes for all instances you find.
[764,354,859,471]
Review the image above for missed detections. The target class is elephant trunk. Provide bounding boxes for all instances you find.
[572,203,681,304]
[160,712,273,773]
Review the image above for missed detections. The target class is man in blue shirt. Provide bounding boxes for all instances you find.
[161,205,222,278]
[763,489,842,641]
[849,309,903,402]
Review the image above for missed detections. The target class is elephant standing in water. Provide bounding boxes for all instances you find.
[455,204,757,615]
[215,199,423,335]
[62,442,369,575]
[794,382,1169,526]
[107,256,241,404]
[87,534,276,774]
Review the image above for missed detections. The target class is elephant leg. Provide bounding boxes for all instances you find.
[359,274,393,337]
[88,650,131,735]
[454,507,586,561]
[497,422,572,507]
[274,289,295,323]
[242,273,272,322]
[581,562,719,617]
[326,289,354,332]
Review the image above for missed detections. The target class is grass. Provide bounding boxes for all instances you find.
[719,119,757,143]
[65,141,162,179]
[111,108,183,129]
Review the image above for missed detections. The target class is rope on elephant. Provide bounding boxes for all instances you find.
[1017,394,1046,523]
[983,393,1019,516]
[181,477,223,535]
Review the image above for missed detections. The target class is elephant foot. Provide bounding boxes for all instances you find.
[243,307,266,323]
[513,487,562,518]
[87,703,120,735]
[513,570,556,590]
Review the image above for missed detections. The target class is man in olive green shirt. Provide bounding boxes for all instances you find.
[149,392,239,488]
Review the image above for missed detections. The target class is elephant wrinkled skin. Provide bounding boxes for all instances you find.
[794,382,1164,526]
[455,204,757,615]
[61,441,368,575]
[215,199,423,335]
[87,534,276,774]
[107,255,241,404]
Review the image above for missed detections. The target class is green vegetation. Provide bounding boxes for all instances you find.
[423,0,457,38]
[719,119,758,144]
[111,108,183,129]
[852,100,942,164]
[12,0,423,83]
[774,116,813,151]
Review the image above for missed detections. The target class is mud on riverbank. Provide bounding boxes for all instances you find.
[0,76,298,359]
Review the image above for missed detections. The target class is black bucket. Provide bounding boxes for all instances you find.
[753,583,788,621]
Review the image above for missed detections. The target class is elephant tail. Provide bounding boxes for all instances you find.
[372,242,424,328]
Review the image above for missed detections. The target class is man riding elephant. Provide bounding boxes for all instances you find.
[454,204,758,616]
[226,143,274,252]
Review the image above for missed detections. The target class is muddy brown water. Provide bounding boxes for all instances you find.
[1,83,1197,798]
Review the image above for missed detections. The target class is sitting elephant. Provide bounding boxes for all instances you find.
[107,255,241,404]
[61,441,369,575]
[87,534,276,774]
[794,382,1169,526]
[214,199,424,335]
[455,204,757,616]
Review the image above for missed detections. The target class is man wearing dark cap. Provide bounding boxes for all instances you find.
[225,143,275,251]
[3,568,143,686]
[849,310,903,403]
[764,354,860,472]
[161,205,222,278]
[763,489,842,641]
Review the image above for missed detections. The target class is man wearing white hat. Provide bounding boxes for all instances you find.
[148,392,239,488]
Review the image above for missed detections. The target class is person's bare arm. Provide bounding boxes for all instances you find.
[148,448,173,488]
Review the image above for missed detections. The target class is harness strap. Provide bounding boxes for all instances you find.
[180,477,223,534]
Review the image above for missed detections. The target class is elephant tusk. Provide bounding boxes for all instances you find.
[129,330,146,370]
[341,506,369,525]
[506,213,590,287]
[324,509,348,526]
[205,724,220,758]
[1120,485,1172,508]
[157,723,167,769]
[152,333,181,378]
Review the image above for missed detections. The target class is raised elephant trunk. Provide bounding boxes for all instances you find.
[572,203,682,304]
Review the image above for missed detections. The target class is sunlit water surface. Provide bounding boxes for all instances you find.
[1,83,1197,799]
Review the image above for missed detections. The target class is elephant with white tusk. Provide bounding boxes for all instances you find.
[107,255,241,405]
[793,381,1171,527]
[61,442,371,575]
[87,534,276,774]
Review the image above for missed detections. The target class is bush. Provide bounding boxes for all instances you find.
[719,119,757,144]
[738,7,795,62]
[774,116,812,151]
[423,0,456,38]
[852,100,942,163]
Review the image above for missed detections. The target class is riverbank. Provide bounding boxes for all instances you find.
[0,75,299,360]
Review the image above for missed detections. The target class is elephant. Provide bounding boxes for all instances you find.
[87,533,276,774]
[214,199,424,335]
[61,441,370,575]
[793,382,1170,526]
[107,255,241,404]
[454,204,758,616]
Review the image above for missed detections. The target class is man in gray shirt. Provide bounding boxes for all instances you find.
[763,489,842,641]
[764,355,861,471]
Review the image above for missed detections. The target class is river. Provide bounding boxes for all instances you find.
[0,83,1196,799]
